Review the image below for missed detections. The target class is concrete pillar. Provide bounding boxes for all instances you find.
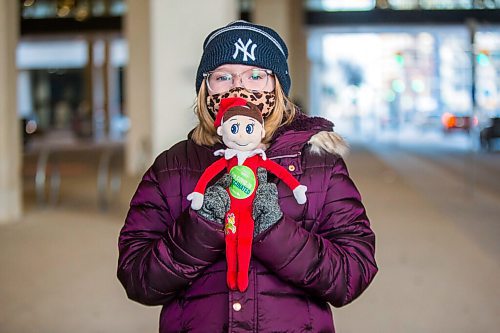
[125,0,238,175]
[289,0,310,113]
[124,0,152,175]
[253,0,310,113]
[0,0,22,222]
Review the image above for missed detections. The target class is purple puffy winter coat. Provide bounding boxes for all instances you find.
[117,114,378,332]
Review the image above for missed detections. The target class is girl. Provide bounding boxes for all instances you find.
[118,20,378,333]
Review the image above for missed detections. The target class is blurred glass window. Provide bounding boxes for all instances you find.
[16,37,128,139]
[306,0,500,10]
[21,0,126,19]
[17,40,87,69]
[307,0,376,11]
[476,29,500,117]
[386,0,419,9]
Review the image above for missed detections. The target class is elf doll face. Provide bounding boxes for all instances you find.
[217,115,265,152]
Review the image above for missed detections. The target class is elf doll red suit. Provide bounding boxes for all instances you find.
[187,97,307,292]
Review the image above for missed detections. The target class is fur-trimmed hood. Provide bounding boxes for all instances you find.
[269,111,349,157]
[308,130,349,157]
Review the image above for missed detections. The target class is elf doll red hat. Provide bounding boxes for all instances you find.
[213,97,263,129]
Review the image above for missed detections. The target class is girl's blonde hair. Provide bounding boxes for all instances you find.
[192,78,297,147]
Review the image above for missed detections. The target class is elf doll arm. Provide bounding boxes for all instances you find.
[262,159,307,204]
[187,158,227,210]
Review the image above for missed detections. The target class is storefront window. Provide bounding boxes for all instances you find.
[17,37,128,141]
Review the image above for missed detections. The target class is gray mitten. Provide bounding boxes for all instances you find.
[197,174,232,224]
[252,167,283,237]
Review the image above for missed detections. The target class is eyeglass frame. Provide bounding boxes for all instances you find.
[202,68,274,93]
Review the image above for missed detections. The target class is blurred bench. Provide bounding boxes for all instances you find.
[24,134,124,211]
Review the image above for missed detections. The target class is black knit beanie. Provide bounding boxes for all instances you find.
[195,20,291,95]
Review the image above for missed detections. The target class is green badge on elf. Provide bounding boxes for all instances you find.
[229,165,256,199]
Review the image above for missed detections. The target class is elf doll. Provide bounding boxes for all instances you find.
[187,97,307,292]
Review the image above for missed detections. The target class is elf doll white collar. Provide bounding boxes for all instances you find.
[214,148,267,166]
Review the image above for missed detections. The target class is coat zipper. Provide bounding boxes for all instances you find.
[268,152,301,160]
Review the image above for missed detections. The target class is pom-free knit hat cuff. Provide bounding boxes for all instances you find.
[196,20,291,95]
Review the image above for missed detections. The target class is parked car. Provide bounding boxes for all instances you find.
[441,112,477,133]
[480,117,500,151]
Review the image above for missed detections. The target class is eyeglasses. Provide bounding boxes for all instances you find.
[203,68,273,94]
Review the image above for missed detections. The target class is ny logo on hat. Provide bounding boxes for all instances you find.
[233,38,257,61]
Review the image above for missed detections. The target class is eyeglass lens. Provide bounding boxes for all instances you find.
[206,69,270,93]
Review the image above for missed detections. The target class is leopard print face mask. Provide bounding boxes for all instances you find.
[206,87,276,120]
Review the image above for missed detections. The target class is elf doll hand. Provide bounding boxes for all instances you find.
[252,167,283,237]
[194,174,232,224]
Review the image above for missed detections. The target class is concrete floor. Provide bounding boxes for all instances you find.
[1,144,499,332]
